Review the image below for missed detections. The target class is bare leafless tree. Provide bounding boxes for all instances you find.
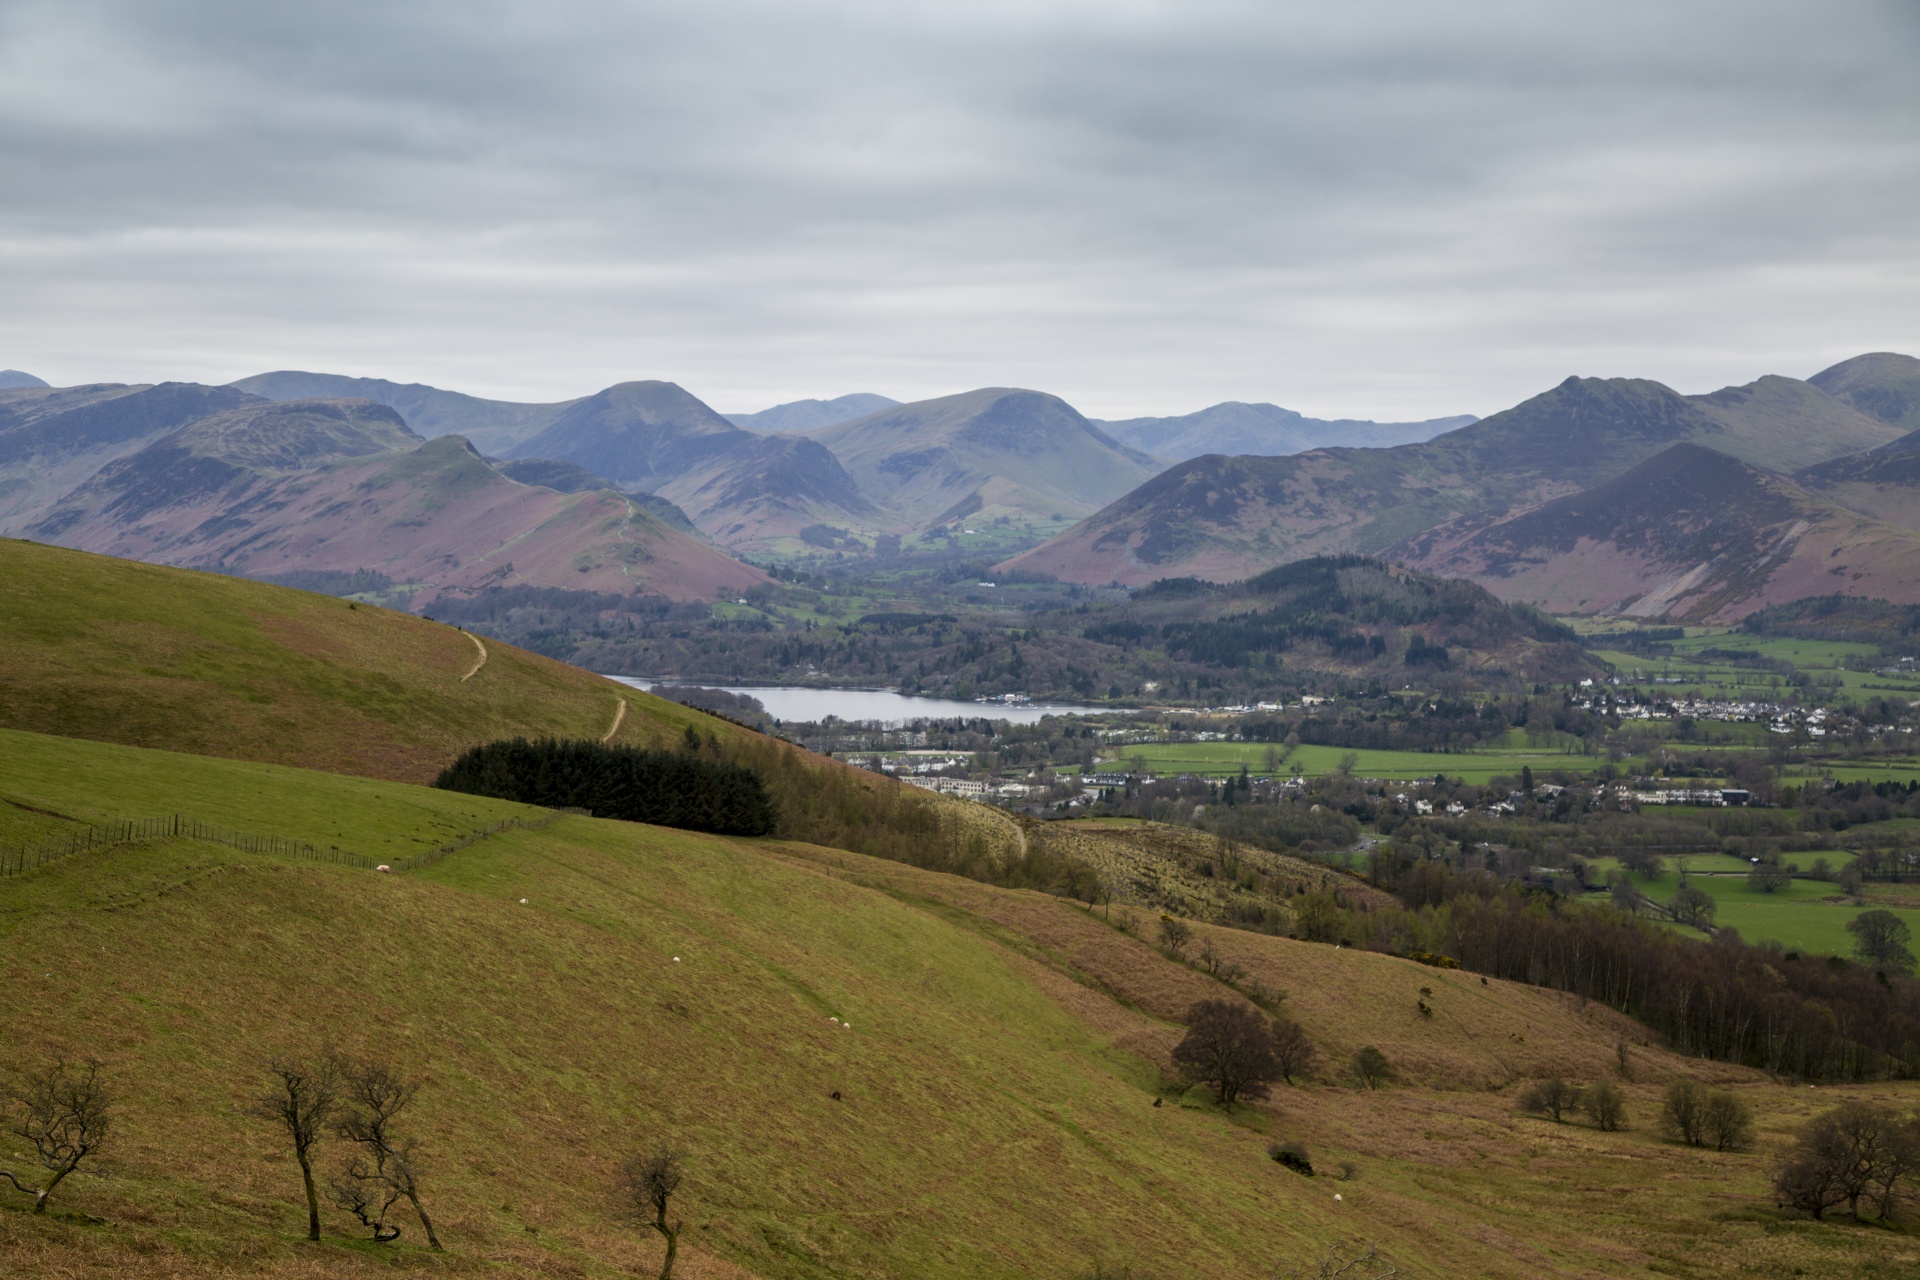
[335,1058,441,1249]
[1518,1077,1583,1123]
[620,1143,687,1280]
[330,1161,403,1242]
[1269,1017,1318,1085]
[248,1054,341,1242]
[0,1053,110,1215]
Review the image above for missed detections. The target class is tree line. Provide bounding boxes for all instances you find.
[435,737,777,836]
[1358,860,1920,1081]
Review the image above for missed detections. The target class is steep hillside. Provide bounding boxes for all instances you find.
[28,398,419,542]
[1003,369,1901,587]
[1808,351,1920,433]
[1686,373,1906,472]
[1797,427,1920,532]
[31,433,767,605]
[0,537,721,781]
[1399,444,1920,622]
[4,728,1898,1279]
[508,380,747,486]
[0,381,262,531]
[727,392,898,432]
[812,388,1161,537]
[658,432,878,552]
[0,538,1015,866]
[1097,402,1474,461]
[1115,555,1599,683]
[231,370,576,454]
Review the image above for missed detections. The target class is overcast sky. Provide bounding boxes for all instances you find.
[1,1,1915,419]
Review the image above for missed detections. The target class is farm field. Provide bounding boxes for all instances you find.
[1100,739,1601,782]
[1594,858,1920,958]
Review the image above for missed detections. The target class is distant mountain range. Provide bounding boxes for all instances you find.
[10,352,1917,624]
[1094,403,1476,461]
[229,371,577,456]
[28,398,765,605]
[726,393,898,432]
[0,369,48,390]
[1004,353,1920,622]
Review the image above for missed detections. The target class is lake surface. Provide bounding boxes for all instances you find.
[603,677,1113,725]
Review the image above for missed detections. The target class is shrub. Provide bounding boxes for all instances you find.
[1661,1080,1706,1146]
[1517,1077,1582,1123]
[1583,1080,1628,1132]
[1267,1140,1314,1176]
[435,738,777,836]
[1350,1046,1393,1090]
[1701,1091,1754,1152]
[1662,1080,1750,1149]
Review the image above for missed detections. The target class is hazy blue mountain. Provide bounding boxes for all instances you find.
[507,381,874,551]
[229,370,577,454]
[1094,402,1475,460]
[0,382,264,532]
[726,393,900,432]
[810,387,1161,534]
[1808,351,1920,433]
[0,370,49,389]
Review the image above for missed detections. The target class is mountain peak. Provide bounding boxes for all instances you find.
[0,369,49,390]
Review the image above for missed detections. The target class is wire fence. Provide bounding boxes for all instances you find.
[0,809,588,880]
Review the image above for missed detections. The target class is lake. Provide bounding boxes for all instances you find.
[602,677,1114,725]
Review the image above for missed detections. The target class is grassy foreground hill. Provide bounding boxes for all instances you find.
[2,728,1915,1279]
[0,538,1018,872]
[0,536,709,782]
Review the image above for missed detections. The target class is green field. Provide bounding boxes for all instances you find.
[0,726,542,857]
[1102,739,1599,783]
[1595,858,1920,958]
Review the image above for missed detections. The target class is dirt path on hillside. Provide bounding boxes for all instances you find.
[459,630,488,681]
[602,696,627,743]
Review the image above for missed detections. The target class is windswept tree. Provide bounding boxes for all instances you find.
[1172,1000,1280,1106]
[1158,916,1192,958]
[0,1053,110,1215]
[1349,1047,1394,1091]
[249,1054,341,1242]
[621,1143,687,1280]
[334,1058,441,1249]
[1848,909,1917,974]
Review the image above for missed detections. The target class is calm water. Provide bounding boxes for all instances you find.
[603,677,1113,725]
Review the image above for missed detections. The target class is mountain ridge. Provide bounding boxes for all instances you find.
[1396,442,1920,622]
[1096,402,1477,461]
[1002,364,1914,588]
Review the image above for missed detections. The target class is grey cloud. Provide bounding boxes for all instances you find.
[0,0,1915,418]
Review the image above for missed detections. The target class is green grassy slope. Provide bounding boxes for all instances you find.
[0,537,1025,868]
[2,732,1917,1279]
[0,536,726,782]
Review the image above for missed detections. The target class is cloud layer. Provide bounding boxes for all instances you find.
[2,0,1916,417]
